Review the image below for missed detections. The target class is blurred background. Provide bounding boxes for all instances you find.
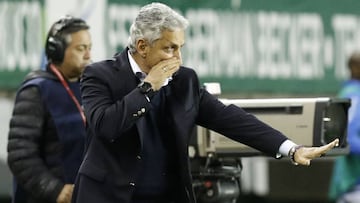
[1,0,360,202]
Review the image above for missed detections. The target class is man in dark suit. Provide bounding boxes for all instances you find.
[72,2,338,203]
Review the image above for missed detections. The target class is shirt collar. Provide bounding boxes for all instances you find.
[128,51,143,75]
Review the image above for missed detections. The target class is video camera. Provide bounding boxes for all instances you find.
[190,95,350,203]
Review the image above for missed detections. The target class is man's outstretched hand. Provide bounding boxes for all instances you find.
[294,138,340,166]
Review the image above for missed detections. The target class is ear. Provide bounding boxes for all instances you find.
[136,39,148,58]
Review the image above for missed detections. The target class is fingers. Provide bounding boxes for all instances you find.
[332,138,340,147]
[293,138,340,166]
[294,147,311,166]
[323,138,339,148]
[159,58,180,75]
[56,184,74,203]
[67,184,74,202]
[296,153,311,166]
[157,58,180,72]
[316,138,339,154]
[145,58,180,90]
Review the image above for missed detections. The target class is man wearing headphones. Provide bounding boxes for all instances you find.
[7,15,92,203]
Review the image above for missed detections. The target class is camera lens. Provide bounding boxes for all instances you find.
[322,102,348,146]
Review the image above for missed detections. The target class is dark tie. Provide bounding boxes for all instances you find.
[136,72,146,82]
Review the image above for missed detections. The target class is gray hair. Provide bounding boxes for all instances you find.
[127,2,189,53]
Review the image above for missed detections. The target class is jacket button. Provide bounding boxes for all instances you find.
[129,182,136,186]
[136,155,142,160]
[141,108,146,113]
[137,110,142,115]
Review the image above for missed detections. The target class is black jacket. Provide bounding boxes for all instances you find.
[7,70,85,203]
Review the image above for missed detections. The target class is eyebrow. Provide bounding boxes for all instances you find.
[75,43,91,47]
[164,40,184,48]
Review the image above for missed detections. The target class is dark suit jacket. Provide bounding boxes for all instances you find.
[72,49,288,203]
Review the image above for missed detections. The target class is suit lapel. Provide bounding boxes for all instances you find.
[112,50,146,149]
[113,51,139,94]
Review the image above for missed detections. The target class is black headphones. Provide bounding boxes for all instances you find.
[45,15,88,64]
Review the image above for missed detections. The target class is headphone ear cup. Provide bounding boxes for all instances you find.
[46,36,65,63]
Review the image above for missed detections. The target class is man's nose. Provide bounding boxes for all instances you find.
[174,50,182,64]
[84,49,91,59]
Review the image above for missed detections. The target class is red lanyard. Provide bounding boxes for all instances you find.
[50,64,86,126]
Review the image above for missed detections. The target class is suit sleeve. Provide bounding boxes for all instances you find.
[196,89,288,157]
[81,63,151,142]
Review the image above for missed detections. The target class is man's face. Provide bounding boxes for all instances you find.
[60,29,92,79]
[144,29,185,71]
